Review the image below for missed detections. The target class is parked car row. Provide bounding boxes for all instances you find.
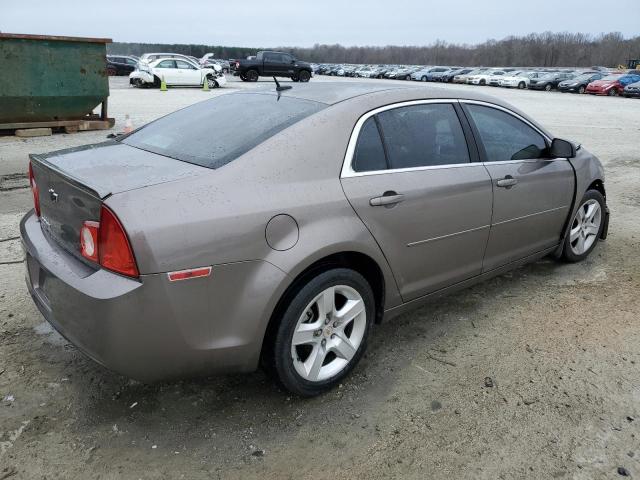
[311,62,640,97]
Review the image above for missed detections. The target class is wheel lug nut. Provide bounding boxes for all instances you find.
[321,339,326,346]
[314,329,322,337]
[333,321,338,328]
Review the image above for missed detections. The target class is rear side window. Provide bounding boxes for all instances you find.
[376,104,470,169]
[123,94,325,169]
[353,117,387,172]
[466,105,547,161]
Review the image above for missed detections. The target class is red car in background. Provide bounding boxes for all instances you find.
[586,73,640,96]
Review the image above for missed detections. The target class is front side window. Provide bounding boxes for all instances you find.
[466,104,547,161]
[376,104,470,169]
[176,60,195,70]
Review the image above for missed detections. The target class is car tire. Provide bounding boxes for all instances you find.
[421,76,427,82]
[518,82,526,89]
[206,76,217,89]
[578,86,586,94]
[544,83,552,91]
[562,190,606,263]
[298,70,311,82]
[608,88,618,97]
[107,67,117,76]
[267,268,375,397]
[246,69,259,82]
[479,79,486,85]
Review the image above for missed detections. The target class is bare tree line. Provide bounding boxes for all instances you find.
[110,32,640,67]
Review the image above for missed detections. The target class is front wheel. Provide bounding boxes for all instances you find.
[578,86,586,94]
[562,190,606,262]
[206,76,218,89]
[544,83,553,91]
[518,82,526,89]
[608,88,618,96]
[298,70,311,82]
[268,268,374,397]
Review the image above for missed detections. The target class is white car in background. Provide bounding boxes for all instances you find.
[487,71,508,86]
[130,57,225,88]
[468,70,503,85]
[499,71,542,89]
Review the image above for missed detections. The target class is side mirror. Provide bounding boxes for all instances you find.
[550,138,576,158]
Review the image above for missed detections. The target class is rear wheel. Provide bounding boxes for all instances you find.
[421,76,427,82]
[479,79,486,85]
[562,190,605,262]
[518,82,526,89]
[298,70,311,82]
[267,268,374,397]
[107,67,117,76]
[578,85,586,94]
[246,69,259,82]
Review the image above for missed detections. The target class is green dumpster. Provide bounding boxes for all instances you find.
[0,33,114,131]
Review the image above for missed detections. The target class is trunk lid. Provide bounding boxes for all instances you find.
[30,140,207,260]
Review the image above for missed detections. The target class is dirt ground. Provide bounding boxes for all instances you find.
[0,76,639,480]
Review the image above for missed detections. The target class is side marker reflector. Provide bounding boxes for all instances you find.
[167,267,212,282]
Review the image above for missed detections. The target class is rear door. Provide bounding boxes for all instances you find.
[461,102,575,271]
[154,59,178,83]
[341,101,493,302]
[263,52,283,75]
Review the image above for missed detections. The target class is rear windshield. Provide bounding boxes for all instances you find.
[122,93,325,169]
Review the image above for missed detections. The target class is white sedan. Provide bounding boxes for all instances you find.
[130,58,226,88]
[499,71,542,89]
[468,71,502,85]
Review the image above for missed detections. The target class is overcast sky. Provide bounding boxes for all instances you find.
[2,0,638,47]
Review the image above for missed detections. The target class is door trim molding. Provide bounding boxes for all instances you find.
[492,205,569,227]
[407,224,490,247]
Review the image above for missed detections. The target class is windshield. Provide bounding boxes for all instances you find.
[123,94,325,169]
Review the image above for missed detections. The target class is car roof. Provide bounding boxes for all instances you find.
[229,82,518,108]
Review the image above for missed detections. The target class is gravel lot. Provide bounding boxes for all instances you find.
[0,75,639,480]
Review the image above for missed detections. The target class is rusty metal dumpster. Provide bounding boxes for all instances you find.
[0,33,115,132]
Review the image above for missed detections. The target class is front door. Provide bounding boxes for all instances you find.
[462,103,575,271]
[175,60,202,86]
[341,102,493,302]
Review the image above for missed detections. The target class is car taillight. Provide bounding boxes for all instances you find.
[79,205,139,278]
[28,162,41,217]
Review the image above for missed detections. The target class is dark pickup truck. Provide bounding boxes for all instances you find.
[234,51,313,82]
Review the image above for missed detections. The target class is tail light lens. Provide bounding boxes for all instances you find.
[28,162,41,217]
[79,205,139,278]
[98,206,139,277]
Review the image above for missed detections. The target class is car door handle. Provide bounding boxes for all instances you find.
[496,176,518,188]
[369,192,405,207]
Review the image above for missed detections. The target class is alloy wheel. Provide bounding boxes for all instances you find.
[569,199,602,255]
[290,285,367,382]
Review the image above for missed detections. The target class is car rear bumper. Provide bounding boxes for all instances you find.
[21,210,286,382]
